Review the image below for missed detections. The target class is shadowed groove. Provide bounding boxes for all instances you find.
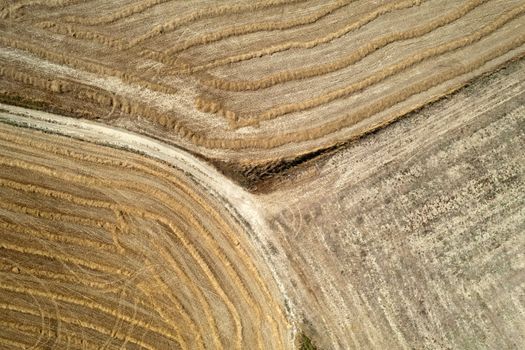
[0,320,41,337]
[0,200,113,231]
[2,39,524,155]
[197,34,525,149]
[0,242,133,280]
[140,258,207,350]
[166,35,525,150]
[145,240,227,349]
[0,189,196,344]
[0,35,178,95]
[0,220,116,253]
[0,283,187,348]
[0,174,248,348]
[0,336,27,349]
[129,0,310,47]
[0,3,524,347]
[0,259,124,293]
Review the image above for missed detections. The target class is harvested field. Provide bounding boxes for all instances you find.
[1,0,525,177]
[0,106,292,349]
[257,59,525,349]
[0,1,524,349]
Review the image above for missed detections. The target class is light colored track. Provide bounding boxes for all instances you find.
[0,43,523,350]
[0,105,294,349]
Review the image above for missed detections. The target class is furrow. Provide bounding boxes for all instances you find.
[0,320,41,335]
[0,80,191,151]
[0,336,27,349]
[144,245,225,349]
[0,176,113,210]
[0,313,122,349]
[0,142,270,348]
[0,128,289,327]
[0,220,116,253]
[0,175,211,348]
[165,0,356,55]
[130,0,309,47]
[0,147,262,311]
[150,220,244,349]
[61,0,174,26]
[0,0,82,19]
[0,259,123,293]
[200,32,525,149]
[201,0,487,92]
[142,189,271,348]
[140,259,207,350]
[228,4,525,127]
[0,157,245,333]
[0,66,74,94]
[0,65,126,120]
[35,21,132,50]
[179,0,421,73]
[0,241,132,278]
[1,35,522,154]
[0,200,113,231]
[0,88,199,150]
[0,34,178,95]
[0,299,121,350]
[36,0,309,50]
[0,283,185,347]
[0,302,157,350]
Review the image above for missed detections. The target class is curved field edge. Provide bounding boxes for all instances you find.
[0,104,299,348]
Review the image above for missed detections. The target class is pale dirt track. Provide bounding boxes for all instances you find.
[0,58,524,350]
[0,106,293,349]
[0,1,524,349]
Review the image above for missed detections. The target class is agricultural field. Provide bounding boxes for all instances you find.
[0,0,524,349]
